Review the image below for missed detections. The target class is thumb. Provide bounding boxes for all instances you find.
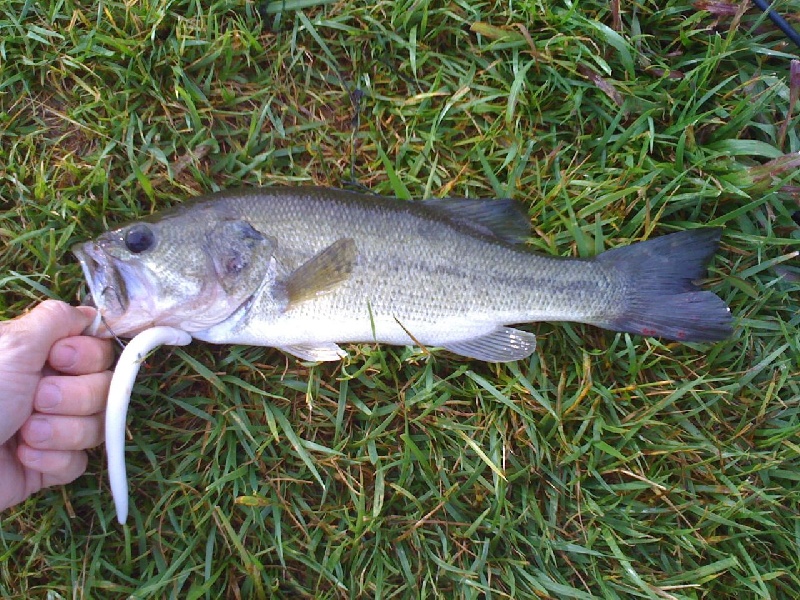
[0,300,96,376]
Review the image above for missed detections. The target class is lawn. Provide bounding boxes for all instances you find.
[1,0,799,598]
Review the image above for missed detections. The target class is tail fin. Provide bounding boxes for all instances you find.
[594,228,732,342]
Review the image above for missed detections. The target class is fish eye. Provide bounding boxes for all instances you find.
[124,224,155,254]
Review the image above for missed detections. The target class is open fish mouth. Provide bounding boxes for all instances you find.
[72,241,128,332]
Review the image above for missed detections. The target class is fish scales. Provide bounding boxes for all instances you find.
[74,186,732,362]
[197,189,621,343]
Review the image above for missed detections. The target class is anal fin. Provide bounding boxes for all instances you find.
[441,327,537,362]
[280,343,347,362]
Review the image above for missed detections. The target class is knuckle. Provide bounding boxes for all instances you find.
[0,314,31,346]
[62,419,93,449]
[0,301,71,349]
[38,300,73,323]
[81,370,112,411]
[95,338,117,369]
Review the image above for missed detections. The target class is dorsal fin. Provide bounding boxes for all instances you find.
[421,197,530,244]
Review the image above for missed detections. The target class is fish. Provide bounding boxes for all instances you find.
[73,186,733,362]
[75,186,734,525]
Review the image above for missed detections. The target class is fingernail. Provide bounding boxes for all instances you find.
[27,418,53,443]
[20,447,44,464]
[51,344,78,370]
[38,382,62,409]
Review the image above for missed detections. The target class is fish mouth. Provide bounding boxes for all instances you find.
[73,241,128,331]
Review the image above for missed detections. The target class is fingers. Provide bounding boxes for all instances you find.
[16,369,110,457]
[17,445,89,488]
[20,413,104,451]
[35,371,112,416]
[13,366,110,494]
[21,370,110,453]
[48,336,115,375]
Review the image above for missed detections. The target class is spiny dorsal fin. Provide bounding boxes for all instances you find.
[286,238,358,305]
[421,197,530,244]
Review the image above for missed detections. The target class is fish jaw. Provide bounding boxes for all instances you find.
[73,241,128,336]
[72,239,169,336]
[73,240,216,337]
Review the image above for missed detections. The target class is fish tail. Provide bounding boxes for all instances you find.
[594,228,732,342]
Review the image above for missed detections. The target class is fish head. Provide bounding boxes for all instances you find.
[73,207,277,337]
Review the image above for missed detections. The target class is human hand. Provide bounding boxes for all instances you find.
[0,300,114,512]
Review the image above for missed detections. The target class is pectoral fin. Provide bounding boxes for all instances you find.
[286,238,358,305]
[280,343,347,362]
[441,327,537,362]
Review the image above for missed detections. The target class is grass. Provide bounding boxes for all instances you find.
[1,0,799,597]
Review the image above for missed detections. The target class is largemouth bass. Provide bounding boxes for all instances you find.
[73,187,732,362]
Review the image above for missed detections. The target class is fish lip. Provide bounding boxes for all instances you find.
[72,241,103,307]
[72,241,128,318]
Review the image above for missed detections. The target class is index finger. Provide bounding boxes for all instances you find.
[0,300,96,375]
[49,336,115,375]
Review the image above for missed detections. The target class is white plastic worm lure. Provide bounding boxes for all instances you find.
[106,326,192,524]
